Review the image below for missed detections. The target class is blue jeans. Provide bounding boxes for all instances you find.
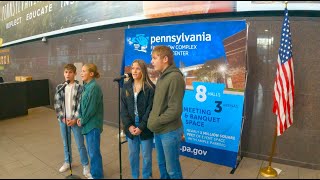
[127,116,153,179]
[86,128,104,179]
[154,127,183,179]
[59,121,89,166]
[127,136,153,179]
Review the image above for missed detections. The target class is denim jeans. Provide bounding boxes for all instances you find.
[127,116,153,179]
[127,136,153,179]
[59,121,89,166]
[86,128,104,179]
[154,127,183,179]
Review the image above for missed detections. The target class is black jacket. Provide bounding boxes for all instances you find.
[120,78,155,140]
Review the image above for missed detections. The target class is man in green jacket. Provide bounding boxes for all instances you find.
[148,45,185,179]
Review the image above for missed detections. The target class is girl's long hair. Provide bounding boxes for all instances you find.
[126,59,154,97]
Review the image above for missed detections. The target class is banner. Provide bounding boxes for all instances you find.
[0,1,235,47]
[124,20,248,168]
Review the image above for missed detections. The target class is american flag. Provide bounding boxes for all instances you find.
[272,7,295,136]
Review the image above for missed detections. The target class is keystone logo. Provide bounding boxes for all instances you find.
[127,34,149,53]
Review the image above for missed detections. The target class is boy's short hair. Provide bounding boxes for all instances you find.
[64,64,76,73]
[152,45,174,65]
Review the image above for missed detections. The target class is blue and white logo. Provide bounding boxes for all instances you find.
[127,34,149,53]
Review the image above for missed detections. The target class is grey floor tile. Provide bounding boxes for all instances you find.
[187,162,216,179]
[0,151,16,165]
[29,166,66,179]
[232,157,263,179]
[180,157,202,178]
[298,167,320,179]
[0,107,314,179]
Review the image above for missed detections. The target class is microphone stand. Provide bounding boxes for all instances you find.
[113,77,127,179]
[63,82,81,179]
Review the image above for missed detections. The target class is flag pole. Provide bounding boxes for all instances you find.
[259,126,278,177]
[259,1,288,177]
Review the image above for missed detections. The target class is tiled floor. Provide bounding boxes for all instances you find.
[1,107,320,179]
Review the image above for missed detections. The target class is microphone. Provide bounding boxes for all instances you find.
[113,73,132,82]
[57,80,71,93]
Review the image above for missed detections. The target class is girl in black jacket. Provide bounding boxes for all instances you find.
[120,59,155,179]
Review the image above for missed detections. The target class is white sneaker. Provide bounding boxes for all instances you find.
[59,162,70,173]
[85,173,93,179]
[83,165,93,179]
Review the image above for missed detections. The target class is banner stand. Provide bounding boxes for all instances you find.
[230,156,243,174]
[230,22,250,174]
[124,19,248,171]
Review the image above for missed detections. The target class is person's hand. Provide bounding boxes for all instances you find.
[62,118,66,123]
[77,119,81,127]
[129,125,136,135]
[67,119,77,126]
[133,127,142,136]
[65,118,70,126]
[181,134,185,142]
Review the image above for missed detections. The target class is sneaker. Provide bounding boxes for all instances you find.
[83,165,92,179]
[59,162,70,173]
[85,173,93,179]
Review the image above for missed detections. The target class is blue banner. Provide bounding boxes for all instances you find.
[125,21,246,67]
[181,82,244,167]
[183,82,244,151]
[124,20,247,168]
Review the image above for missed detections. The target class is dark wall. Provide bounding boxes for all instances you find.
[0,28,124,127]
[242,16,320,169]
[0,16,319,169]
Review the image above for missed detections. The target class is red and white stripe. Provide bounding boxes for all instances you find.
[273,55,295,136]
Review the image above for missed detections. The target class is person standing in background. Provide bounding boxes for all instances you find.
[54,64,92,179]
[121,59,155,179]
[77,63,104,179]
[147,46,185,179]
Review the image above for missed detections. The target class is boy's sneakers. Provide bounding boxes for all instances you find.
[83,165,93,179]
[59,162,70,173]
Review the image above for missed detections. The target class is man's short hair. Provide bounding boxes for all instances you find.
[64,64,76,73]
[152,45,174,65]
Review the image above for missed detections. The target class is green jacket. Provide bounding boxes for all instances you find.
[79,79,104,135]
[147,64,185,134]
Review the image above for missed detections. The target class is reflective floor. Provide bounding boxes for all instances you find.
[0,107,319,179]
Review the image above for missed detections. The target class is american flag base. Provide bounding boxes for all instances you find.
[260,166,278,178]
[259,126,278,178]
